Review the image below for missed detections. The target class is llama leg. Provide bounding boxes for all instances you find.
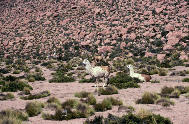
[103,77,106,87]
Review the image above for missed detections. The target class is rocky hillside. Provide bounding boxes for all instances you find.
[0,0,188,61]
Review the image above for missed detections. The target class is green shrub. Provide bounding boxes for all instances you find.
[170,89,180,98]
[150,80,160,83]
[94,99,112,112]
[182,78,189,82]
[0,68,10,74]
[13,70,21,74]
[79,78,96,83]
[106,97,123,106]
[0,116,22,124]
[3,75,17,82]
[49,72,75,83]
[27,73,45,81]
[155,98,174,107]
[1,80,33,92]
[47,97,61,105]
[161,86,174,96]
[43,100,94,120]
[0,93,15,100]
[28,77,35,82]
[25,101,44,117]
[75,91,91,98]
[85,94,96,105]
[149,69,159,75]
[136,92,159,104]
[175,86,189,94]
[108,72,140,89]
[20,90,50,100]
[98,86,118,95]
[0,109,28,122]
[158,68,167,76]
[23,87,31,95]
[84,113,172,124]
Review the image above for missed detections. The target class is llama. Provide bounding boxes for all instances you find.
[127,65,151,82]
[82,59,110,88]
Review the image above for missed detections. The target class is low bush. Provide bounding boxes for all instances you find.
[158,68,167,76]
[75,91,91,98]
[27,72,46,81]
[155,98,174,107]
[0,93,15,100]
[182,78,189,82]
[1,80,33,92]
[150,80,160,83]
[84,113,172,124]
[25,101,44,117]
[108,72,140,89]
[136,92,159,104]
[13,70,21,74]
[20,90,50,100]
[98,86,118,95]
[161,86,174,96]
[94,97,122,112]
[43,99,94,120]
[79,78,96,83]
[0,109,28,124]
[0,68,10,74]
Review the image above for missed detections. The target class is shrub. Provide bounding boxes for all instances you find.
[136,92,159,104]
[0,109,28,121]
[175,86,189,94]
[0,68,10,74]
[47,97,61,105]
[150,80,160,83]
[182,78,189,82]
[108,72,140,89]
[161,86,174,96]
[49,70,75,83]
[158,68,167,76]
[155,98,174,107]
[13,70,21,74]
[170,89,180,98]
[79,78,96,83]
[3,75,17,82]
[1,80,33,92]
[74,91,91,98]
[98,86,118,95]
[23,87,31,95]
[25,101,44,117]
[28,77,35,82]
[149,69,159,75]
[84,113,172,124]
[43,100,94,120]
[20,90,50,100]
[94,99,112,112]
[85,94,96,105]
[106,97,123,106]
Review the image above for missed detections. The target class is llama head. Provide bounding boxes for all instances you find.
[82,59,90,66]
[126,64,134,69]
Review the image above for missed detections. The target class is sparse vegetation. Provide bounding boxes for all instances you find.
[43,99,94,120]
[0,93,15,100]
[98,85,118,95]
[0,109,28,124]
[158,68,167,76]
[84,113,172,124]
[182,78,189,82]
[25,101,44,117]
[1,80,33,92]
[151,80,160,83]
[108,72,140,89]
[155,97,175,107]
[136,92,160,104]
[74,91,96,105]
[20,90,50,100]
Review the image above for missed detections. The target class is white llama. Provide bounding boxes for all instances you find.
[127,64,151,82]
[82,59,110,88]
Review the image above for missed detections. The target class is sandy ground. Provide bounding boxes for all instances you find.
[0,66,189,124]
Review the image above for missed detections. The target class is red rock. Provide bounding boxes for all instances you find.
[130,33,136,40]
[163,44,175,50]
[165,24,174,31]
[157,54,166,62]
[155,7,164,14]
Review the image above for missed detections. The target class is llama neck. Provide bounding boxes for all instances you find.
[85,63,93,72]
[129,68,135,75]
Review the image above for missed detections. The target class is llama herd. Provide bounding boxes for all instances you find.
[82,55,152,91]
